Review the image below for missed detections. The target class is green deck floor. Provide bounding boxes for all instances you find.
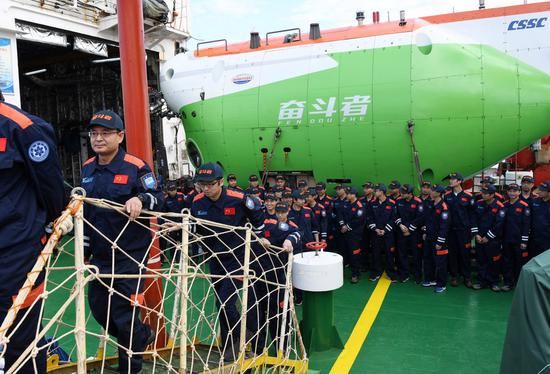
[306,271,513,373]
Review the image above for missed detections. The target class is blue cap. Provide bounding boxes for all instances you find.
[88,110,124,130]
[446,172,464,181]
[298,180,307,187]
[194,163,223,182]
[249,174,259,182]
[375,183,387,193]
[401,184,414,194]
[275,201,290,212]
[539,181,550,192]
[292,190,305,199]
[432,184,445,194]
[507,183,520,191]
[481,176,495,185]
[307,187,317,196]
[347,186,358,195]
[227,174,237,180]
[264,193,277,201]
[521,175,534,183]
[316,182,326,189]
[481,185,497,194]
[389,180,401,189]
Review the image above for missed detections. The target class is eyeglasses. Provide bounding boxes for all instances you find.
[88,130,120,138]
[197,180,219,188]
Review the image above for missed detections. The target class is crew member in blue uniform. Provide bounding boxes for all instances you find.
[190,163,264,361]
[297,180,308,196]
[81,110,163,373]
[245,174,265,199]
[520,175,535,203]
[360,182,375,273]
[443,172,475,287]
[263,193,278,220]
[530,181,550,257]
[476,176,504,202]
[315,182,333,211]
[471,185,505,291]
[288,190,314,245]
[367,184,397,281]
[272,175,291,196]
[0,95,65,373]
[501,183,530,290]
[227,174,243,191]
[162,180,185,261]
[409,185,450,293]
[331,184,348,258]
[305,188,328,243]
[395,184,422,283]
[257,201,302,350]
[388,180,401,200]
[340,187,366,283]
[419,181,432,201]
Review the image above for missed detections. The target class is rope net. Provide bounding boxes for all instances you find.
[0,193,308,373]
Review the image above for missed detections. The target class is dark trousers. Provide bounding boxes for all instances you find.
[361,228,372,271]
[396,233,416,280]
[0,301,46,374]
[448,228,472,280]
[476,240,502,286]
[89,277,149,373]
[530,236,549,258]
[424,239,448,287]
[0,241,46,374]
[371,233,396,278]
[332,232,347,264]
[413,236,424,281]
[344,235,362,277]
[502,242,528,286]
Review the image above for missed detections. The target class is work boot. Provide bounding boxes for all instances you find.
[490,285,501,292]
[464,279,473,288]
[369,274,380,282]
[450,277,459,287]
[422,281,436,287]
[351,275,359,284]
[434,286,446,293]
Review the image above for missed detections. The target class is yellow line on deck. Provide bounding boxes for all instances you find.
[329,275,392,373]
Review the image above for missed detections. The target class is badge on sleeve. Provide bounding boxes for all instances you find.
[525,208,530,216]
[357,209,363,217]
[321,210,326,217]
[278,222,289,231]
[28,140,49,162]
[499,210,506,218]
[442,211,449,220]
[245,196,257,210]
[418,205,424,212]
[140,172,158,190]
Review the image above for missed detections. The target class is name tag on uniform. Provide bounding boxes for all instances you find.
[113,174,129,184]
[224,207,236,216]
[0,138,6,152]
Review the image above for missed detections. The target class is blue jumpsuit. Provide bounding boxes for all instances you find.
[81,148,164,373]
[471,199,505,287]
[502,199,530,286]
[530,197,549,257]
[190,188,264,360]
[0,102,64,373]
[395,196,423,281]
[367,198,397,279]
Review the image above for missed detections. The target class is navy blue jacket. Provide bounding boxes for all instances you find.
[410,199,450,246]
[444,190,474,230]
[81,149,164,265]
[0,102,64,249]
[471,199,505,242]
[308,202,328,240]
[288,206,314,244]
[530,197,549,244]
[332,197,349,232]
[342,199,366,239]
[164,192,185,213]
[395,196,423,234]
[191,187,264,273]
[367,197,396,234]
[503,199,530,244]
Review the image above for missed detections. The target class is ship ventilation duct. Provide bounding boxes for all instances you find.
[309,23,321,40]
[356,11,365,26]
[250,32,261,49]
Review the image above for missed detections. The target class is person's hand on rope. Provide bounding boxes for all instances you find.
[125,197,143,219]
[282,239,294,252]
[260,238,271,248]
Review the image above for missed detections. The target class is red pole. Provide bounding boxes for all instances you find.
[117,0,167,348]
[117,0,153,166]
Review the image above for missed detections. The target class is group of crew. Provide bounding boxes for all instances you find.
[164,171,550,295]
[2,94,549,373]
